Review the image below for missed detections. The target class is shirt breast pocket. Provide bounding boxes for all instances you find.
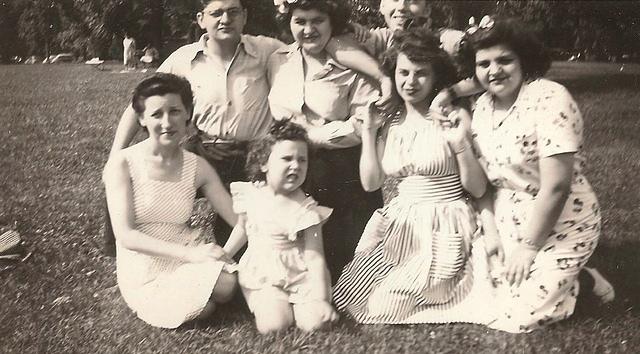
[188,74,225,104]
[235,74,268,95]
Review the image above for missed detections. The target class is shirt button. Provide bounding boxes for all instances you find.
[228,101,232,106]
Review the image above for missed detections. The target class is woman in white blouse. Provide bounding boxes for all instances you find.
[268,0,382,282]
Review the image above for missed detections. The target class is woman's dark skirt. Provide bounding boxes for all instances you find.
[304,145,382,284]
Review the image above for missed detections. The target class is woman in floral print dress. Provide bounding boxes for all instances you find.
[461,17,609,332]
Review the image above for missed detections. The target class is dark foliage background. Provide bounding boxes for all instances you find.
[1,1,639,63]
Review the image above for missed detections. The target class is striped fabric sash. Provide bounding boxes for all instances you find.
[396,175,464,202]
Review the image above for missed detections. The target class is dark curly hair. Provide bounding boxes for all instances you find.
[131,73,194,122]
[459,16,551,80]
[245,120,311,182]
[381,27,458,95]
[276,0,350,37]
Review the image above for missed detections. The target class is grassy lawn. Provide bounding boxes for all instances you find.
[1,61,639,353]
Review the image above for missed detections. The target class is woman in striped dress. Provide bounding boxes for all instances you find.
[104,74,238,328]
[333,28,495,324]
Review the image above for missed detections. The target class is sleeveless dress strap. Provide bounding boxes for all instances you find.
[182,151,198,189]
[123,147,145,185]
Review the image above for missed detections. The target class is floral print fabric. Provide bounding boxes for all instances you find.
[471,79,601,332]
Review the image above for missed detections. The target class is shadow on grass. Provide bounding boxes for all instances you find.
[579,241,640,318]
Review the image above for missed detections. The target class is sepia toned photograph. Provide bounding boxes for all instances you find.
[1,0,638,352]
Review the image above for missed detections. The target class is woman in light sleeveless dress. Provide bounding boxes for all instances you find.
[104,74,237,328]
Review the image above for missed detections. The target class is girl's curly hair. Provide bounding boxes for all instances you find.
[458,16,551,80]
[276,0,351,37]
[245,120,311,182]
[381,27,459,95]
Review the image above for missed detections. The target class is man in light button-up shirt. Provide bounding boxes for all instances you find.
[104,0,283,255]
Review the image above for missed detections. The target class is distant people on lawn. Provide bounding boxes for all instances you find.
[103,73,237,328]
[140,44,160,67]
[103,0,393,257]
[268,0,385,283]
[333,27,494,325]
[223,121,338,333]
[123,33,137,70]
[462,16,613,332]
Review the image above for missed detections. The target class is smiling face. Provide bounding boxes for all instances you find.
[197,0,247,44]
[138,94,189,146]
[475,44,524,107]
[379,0,427,31]
[262,140,309,195]
[290,8,332,56]
[394,52,436,106]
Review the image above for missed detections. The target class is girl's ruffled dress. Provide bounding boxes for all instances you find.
[230,182,332,311]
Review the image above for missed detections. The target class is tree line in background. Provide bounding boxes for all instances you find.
[1,0,639,63]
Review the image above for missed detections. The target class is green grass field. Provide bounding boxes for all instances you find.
[1,61,639,353]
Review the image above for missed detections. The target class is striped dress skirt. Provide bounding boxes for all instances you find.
[333,175,496,324]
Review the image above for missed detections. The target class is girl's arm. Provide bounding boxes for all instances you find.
[104,154,224,263]
[431,78,485,112]
[195,156,238,227]
[302,225,332,302]
[223,214,248,259]
[446,108,486,198]
[359,107,387,191]
[505,153,574,286]
[326,35,397,111]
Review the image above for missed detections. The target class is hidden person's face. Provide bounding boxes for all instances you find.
[379,0,428,31]
[197,0,247,43]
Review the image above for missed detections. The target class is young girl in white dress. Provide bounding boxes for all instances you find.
[223,121,338,334]
[103,73,238,328]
